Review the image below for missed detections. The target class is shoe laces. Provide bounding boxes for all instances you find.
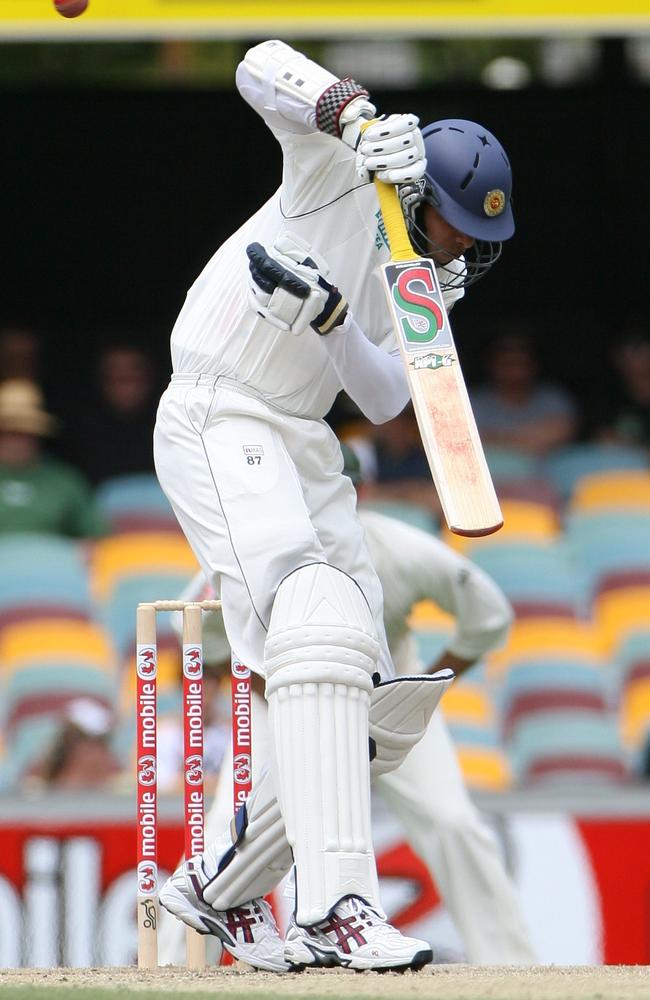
[223,897,281,943]
[333,896,382,923]
[309,896,394,947]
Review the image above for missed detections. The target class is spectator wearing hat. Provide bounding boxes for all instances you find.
[0,379,107,537]
[37,698,122,791]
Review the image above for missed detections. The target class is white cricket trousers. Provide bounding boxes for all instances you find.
[153,376,392,678]
[158,689,536,966]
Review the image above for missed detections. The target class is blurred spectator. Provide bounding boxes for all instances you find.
[343,407,442,516]
[37,699,121,791]
[58,344,160,485]
[0,326,42,382]
[593,323,650,453]
[157,659,230,794]
[470,330,578,457]
[0,379,107,537]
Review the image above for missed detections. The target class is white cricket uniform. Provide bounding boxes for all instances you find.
[158,510,536,965]
[153,42,462,681]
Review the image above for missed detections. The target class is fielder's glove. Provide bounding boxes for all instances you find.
[246,236,348,336]
[355,114,426,185]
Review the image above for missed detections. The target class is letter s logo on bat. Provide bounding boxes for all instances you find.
[385,261,452,352]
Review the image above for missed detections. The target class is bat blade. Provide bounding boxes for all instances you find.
[380,257,503,537]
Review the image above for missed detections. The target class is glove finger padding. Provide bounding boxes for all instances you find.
[357,113,426,185]
[360,113,421,143]
[247,242,312,300]
[246,241,348,336]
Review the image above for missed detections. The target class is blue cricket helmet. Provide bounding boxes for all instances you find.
[399,118,515,288]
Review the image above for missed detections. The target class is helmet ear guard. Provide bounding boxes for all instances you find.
[398,118,514,290]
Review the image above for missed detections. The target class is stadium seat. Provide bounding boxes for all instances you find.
[99,572,195,657]
[87,531,199,766]
[541,443,648,501]
[359,499,438,534]
[564,511,650,597]
[448,499,561,555]
[410,606,511,789]
[608,629,650,772]
[619,657,650,771]
[410,599,454,666]
[0,533,92,612]
[0,534,116,788]
[91,531,199,607]
[495,477,562,512]
[569,469,650,515]
[489,616,603,674]
[497,654,625,786]
[440,667,512,791]
[466,541,588,616]
[95,473,179,533]
[484,446,539,483]
[592,571,650,656]
[0,616,117,789]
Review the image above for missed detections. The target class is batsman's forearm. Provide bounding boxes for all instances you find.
[320,315,410,423]
[428,650,476,679]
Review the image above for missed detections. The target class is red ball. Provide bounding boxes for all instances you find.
[54,0,88,17]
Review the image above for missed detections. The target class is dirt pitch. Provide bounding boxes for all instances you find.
[1,966,650,1000]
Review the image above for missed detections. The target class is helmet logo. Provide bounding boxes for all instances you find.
[483,189,505,217]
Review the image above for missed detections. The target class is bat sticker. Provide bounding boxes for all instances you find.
[411,352,455,371]
[385,261,454,352]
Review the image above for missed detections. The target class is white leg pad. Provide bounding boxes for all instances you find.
[201,670,454,912]
[265,563,380,926]
[369,670,455,778]
[201,763,293,909]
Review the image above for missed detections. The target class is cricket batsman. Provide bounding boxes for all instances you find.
[154,39,514,971]
[158,448,535,967]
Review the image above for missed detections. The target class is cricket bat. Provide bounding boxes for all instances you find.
[373,177,503,536]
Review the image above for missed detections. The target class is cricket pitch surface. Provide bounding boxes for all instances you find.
[1,965,649,1000]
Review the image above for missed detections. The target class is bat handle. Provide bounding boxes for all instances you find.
[373,179,415,262]
[360,120,416,263]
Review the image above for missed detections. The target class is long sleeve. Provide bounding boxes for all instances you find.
[236,41,338,135]
[360,511,514,661]
[319,314,410,424]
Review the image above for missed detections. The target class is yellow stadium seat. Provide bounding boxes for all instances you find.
[440,674,512,791]
[441,683,495,727]
[0,618,113,676]
[91,532,199,602]
[594,585,650,655]
[455,747,512,791]
[571,470,650,514]
[443,499,560,554]
[489,617,603,676]
[620,676,650,752]
[408,600,454,632]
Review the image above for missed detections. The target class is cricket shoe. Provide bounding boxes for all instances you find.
[159,857,289,972]
[283,895,433,972]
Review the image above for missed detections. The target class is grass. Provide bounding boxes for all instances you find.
[0,990,345,1000]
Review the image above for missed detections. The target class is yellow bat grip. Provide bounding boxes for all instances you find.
[373,179,417,263]
[360,119,418,263]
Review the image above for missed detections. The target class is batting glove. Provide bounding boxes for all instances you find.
[246,238,348,336]
[356,114,426,185]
